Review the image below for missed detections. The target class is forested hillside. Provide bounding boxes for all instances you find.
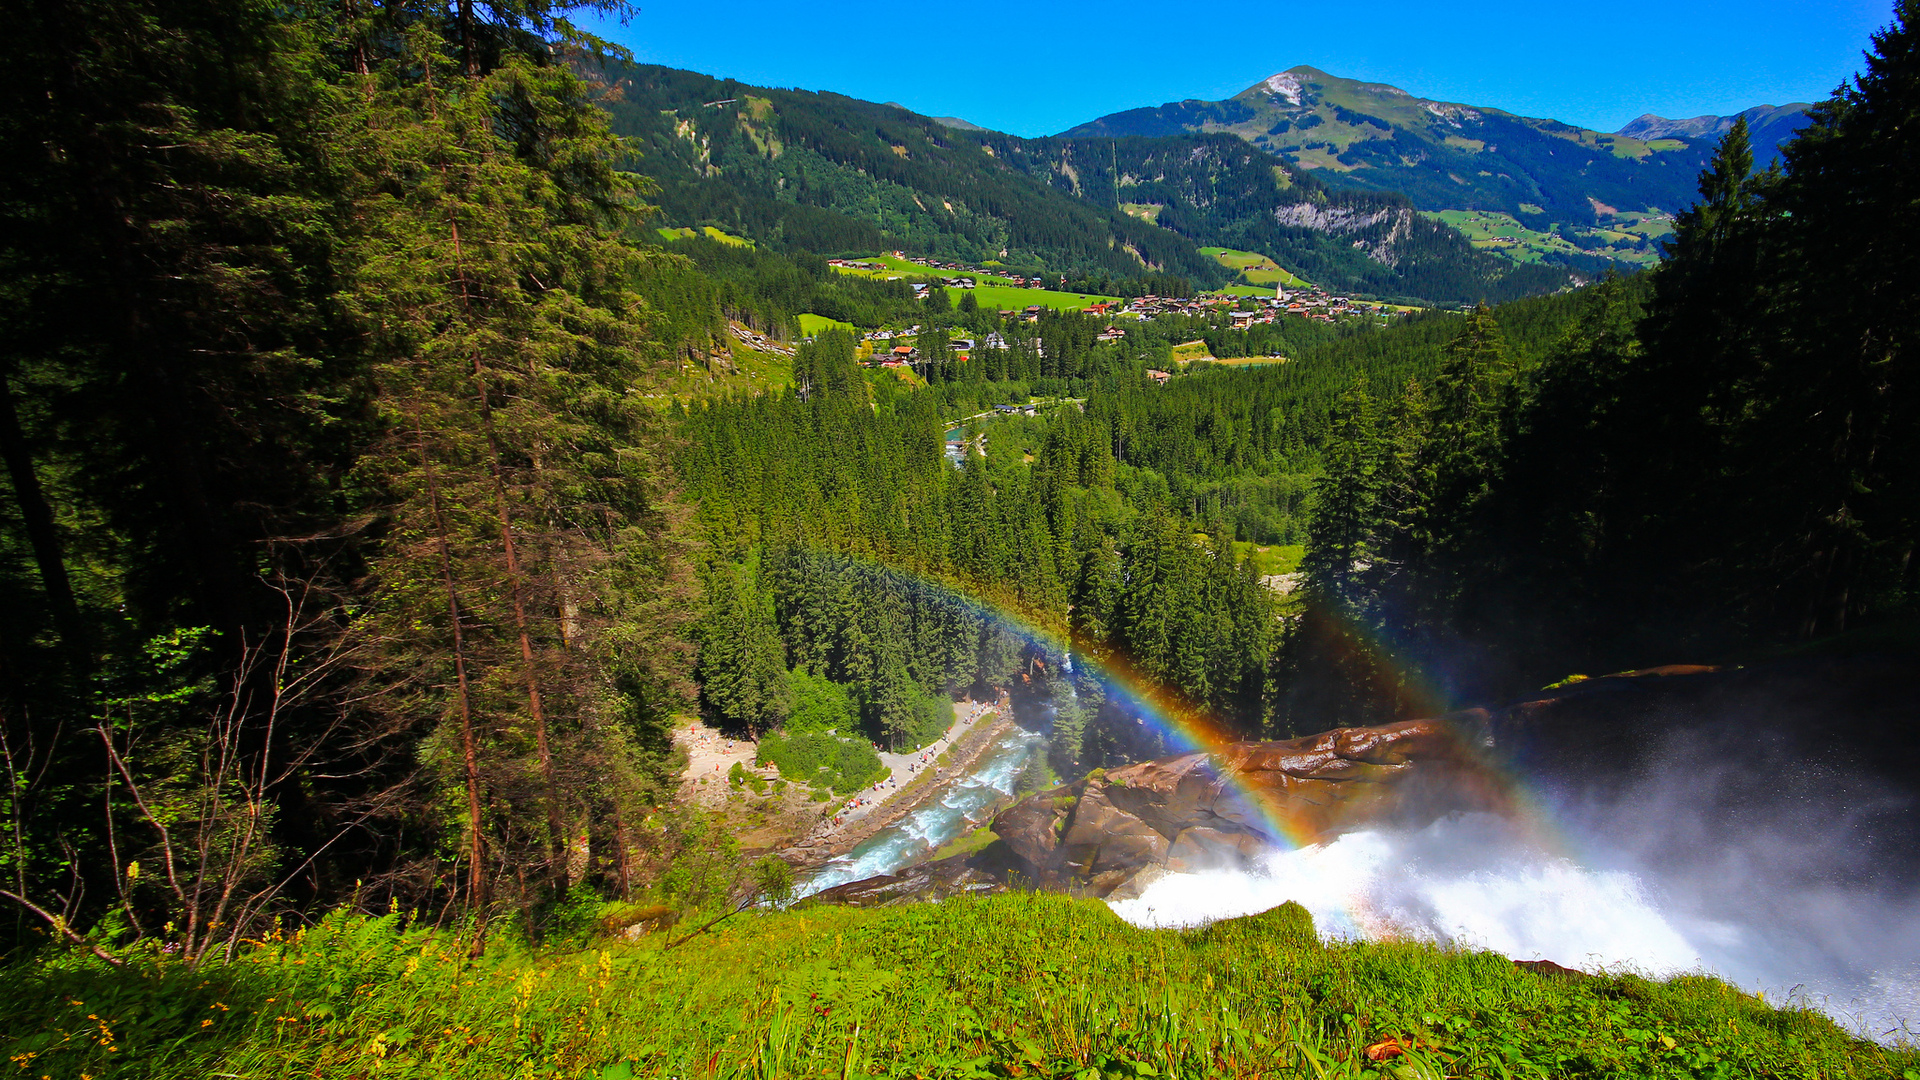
[1288,52,1920,718]
[591,62,1577,305]
[0,0,704,957]
[1062,66,1801,270]
[591,64,1232,286]
[970,132,1575,304]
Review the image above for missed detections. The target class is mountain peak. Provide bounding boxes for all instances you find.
[1256,70,1309,105]
[1615,104,1813,163]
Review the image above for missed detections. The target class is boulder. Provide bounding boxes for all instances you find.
[1165,825,1269,873]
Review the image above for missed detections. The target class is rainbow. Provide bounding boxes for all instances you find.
[781,551,1530,857]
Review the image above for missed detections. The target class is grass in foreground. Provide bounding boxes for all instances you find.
[3,894,1910,1079]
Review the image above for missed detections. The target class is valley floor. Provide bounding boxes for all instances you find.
[674,699,1007,858]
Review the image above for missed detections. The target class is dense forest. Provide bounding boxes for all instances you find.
[0,0,703,956]
[1289,66,1918,715]
[0,0,1915,987]
[592,64,1233,287]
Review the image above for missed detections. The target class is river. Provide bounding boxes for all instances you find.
[794,728,1045,899]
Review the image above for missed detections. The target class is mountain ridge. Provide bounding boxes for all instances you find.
[1060,66,1810,265]
[591,61,1579,305]
[1615,103,1812,160]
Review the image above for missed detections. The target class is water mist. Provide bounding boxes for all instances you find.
[1110,713,1920,1044]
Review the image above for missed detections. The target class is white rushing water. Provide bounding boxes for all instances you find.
[795,731,1045,899]
[1108,811,1920,1043]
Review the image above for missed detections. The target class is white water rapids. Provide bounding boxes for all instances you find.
[794,730,1045,899]
[1108,811,1920,1044]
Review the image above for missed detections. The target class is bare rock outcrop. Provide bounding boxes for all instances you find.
[807,716,1508,906]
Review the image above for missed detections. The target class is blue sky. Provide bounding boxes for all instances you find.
[577,0,1893,137]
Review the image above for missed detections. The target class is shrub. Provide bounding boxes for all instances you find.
[758,731,886,795]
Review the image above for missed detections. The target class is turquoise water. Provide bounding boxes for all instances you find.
[794,730,1044,899]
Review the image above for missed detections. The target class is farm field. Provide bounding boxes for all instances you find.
[1425,209,1666,268]
[1169,340,1214,363]
[1201,246,1313,288]
[795,313,855,337]
[656,225,754,247]
[1190,355,1288,368]
[967,284,1120,313]
[641,323,792,406]
[829,254,1024,286]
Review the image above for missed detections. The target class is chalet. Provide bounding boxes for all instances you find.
[1146,369,1173,384]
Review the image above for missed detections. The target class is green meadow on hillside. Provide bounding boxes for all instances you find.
[1202,246,1315,288]
[5,895,1909,1079]
[828,254,1023,286]
[657,225,755,247]
[965,284,1120,314]
[796,313,857,337]
[1423,209,1669,268]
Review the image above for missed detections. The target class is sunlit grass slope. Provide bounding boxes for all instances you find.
[4,893,1909,1079]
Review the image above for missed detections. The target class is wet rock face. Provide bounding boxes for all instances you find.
[802,856,1005,907]
[804,716,1507,906]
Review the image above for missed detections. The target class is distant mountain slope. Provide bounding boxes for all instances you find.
[968,131,1573,304]
[1616,104,1812,163]
[587,63,1575,305]
[1061,66,1796,260]
[592,64,1228,286]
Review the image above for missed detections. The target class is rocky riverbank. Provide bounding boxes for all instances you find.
[783,710,1021,872]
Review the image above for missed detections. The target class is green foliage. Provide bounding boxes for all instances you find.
[978,133,1575,304]
[697,559,793,732]
[1288,0,1920,701]
[786,668,858,734]
[755,731,885,795]
[0,897,1903,1079]
[0,0,698,951]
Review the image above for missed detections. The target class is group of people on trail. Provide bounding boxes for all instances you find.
[820,696,1007,833]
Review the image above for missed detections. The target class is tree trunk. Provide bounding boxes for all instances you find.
[469,354,566,893]
[445,199,566,895]
[416,417,487,953]
[0,372,88,667]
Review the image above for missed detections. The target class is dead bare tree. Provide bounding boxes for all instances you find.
[0,566,367,967]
